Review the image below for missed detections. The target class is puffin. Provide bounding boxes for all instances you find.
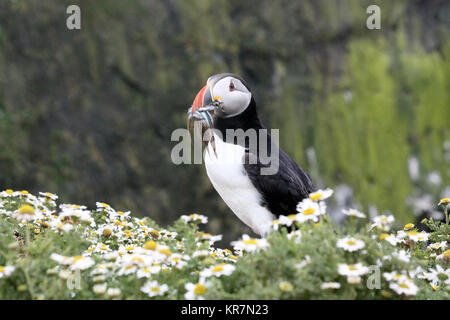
[188,73,315,236]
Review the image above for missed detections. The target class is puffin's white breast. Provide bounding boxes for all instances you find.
[204,133,274,236]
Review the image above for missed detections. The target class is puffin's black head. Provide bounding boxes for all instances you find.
[191,73,252,119]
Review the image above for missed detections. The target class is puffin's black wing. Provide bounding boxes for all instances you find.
[243,146,315,217]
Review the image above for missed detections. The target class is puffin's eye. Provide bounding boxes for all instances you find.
[229,81,235,91]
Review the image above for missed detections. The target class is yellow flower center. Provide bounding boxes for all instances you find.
[150,230,159,238]
[6,189,13,195]
[125,246,135,251]
[406,231,419,236]
[0,266,5,272]
[287,214,297,219]
[404,223,414,230]
[72,256,84,263]
[399,283,410,289]
[379,233,390,240]
[18,204,35,215]
[159,249,171,256]
[243,239,257,245]
[346,240,357,246]
[348,265,358,271]
[309,193,321,200]
[151,287,160,292]
[279,281,293,292]
[212,266,224,272]
[102,229,112,237]
[443,249,450,258]
[144,241,157,250]
[303,208,315,215]
[193,284,206,295]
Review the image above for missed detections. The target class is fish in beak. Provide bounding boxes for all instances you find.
[187,83,215,131]
[187,82,222,156]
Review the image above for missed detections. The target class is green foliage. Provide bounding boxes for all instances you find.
[0,190,449,300]
[313,39,411,221]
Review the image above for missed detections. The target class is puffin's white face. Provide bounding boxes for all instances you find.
[208,76,252,118]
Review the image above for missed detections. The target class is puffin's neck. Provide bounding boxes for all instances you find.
[214,98,264,137]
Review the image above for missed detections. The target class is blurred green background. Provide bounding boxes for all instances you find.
[0,0,448,243]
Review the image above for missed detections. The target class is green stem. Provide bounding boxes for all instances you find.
[22,227,36,299]
[445,207,448,226]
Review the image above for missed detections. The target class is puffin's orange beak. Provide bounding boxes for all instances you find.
[191,84,213,113]
[187,82,218,156]
[187,83,215,131]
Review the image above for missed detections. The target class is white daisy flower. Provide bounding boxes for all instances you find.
[388,250,411,263]
[199,264,235,278]
[294,255,311,269]
[338,263,369,277]
[181,213,208,224]
[347,276,362,284]
[438,198,449,207]
[185,279,210,300]
[70,256,95,270]
[193,250,210,258]
[378,233,401,246]
[278,214,300,227]
[436,249,450,261]
[337,237,365,252]
[389,278,418,296]
[320,282,341,289]
[287,230,302,243]
[342,208,366,219]
[0,265,15,278]
[0,189,16,197]
[308,188,333,202]
[136,266,157,278]
[196,232,222,245]
[427,241,447,251]
[13,204,37,222]
[39,192,58,201]
[423,265,450,285]
[295,198,325,223]
[406,231,429,242]
[383,271,410,282]
[50,253,94,270]
[93,283,107,295]
[371,214,395,231]
[106,288,121,298]
[141,280,168,297]
[271,219,281,230]
[231,234,269,253]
